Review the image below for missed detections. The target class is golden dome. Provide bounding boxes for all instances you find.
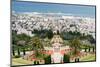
[51,35,63,44]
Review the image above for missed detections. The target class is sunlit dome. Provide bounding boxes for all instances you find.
[51,35,63,44]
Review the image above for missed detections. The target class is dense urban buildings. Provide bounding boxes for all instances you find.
[12,12,95,39]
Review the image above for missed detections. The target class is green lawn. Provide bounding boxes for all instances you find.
[80,53,95,61]
[12,58,33,66]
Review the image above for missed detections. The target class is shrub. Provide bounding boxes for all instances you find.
[75,58,79,62]
[14,55,20,58]
[34,61,39,65]
[63,54,70,63]
[44,55,51,64]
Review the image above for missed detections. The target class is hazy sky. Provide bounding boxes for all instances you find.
[12,1,96,17]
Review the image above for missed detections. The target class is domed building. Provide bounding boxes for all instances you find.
[51,35,63,52]
[51,35,64,63]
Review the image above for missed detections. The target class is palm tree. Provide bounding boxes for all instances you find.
[17,45,21,56]
[12,45,15,56]
[29,36,44,57]
[17,40,26,55]
[12,32,31,56]
[69,38,81,55]
[12,31,19,56]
